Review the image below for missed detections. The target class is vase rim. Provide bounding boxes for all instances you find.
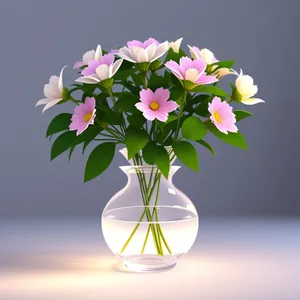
[119,165,181,174]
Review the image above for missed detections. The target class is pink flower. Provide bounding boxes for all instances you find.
[118,38,169,63]
[165,57,218,88]
[69,97,96,135]
[75,54,123,84]
[135,88,179,122]
[208,97,238,134]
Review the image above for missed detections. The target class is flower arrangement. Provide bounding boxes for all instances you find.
[37,38,263,262]
[37,37,263,178]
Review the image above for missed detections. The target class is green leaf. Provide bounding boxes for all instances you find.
[209,127,248,149]
[164,48,186,63]
[127,112,146,128]
[69,127,102,161]
[80,126,102,153]
[173,141,199,171]
[182,116,207,140]
[191,86,230,98]
[46,113,72,138]
[157,115,178,130]
[121,81,140,94]
[194,96,213,117]
[142,141,157,165]
[116,94,139,112]
[163,71,172,86]
[155,146,170,178]
[148,74,168,89]
[103,111,124,125]
[190,95,210,105]
[170,86,184,102]
[51,131,77,160]
[131,74,143,87]
[210,60,235,70]
[196,140,215,156]
[125,127,149,159]
[84,142,116,182]
[142,143,170,178]
[113,61,135,80]
[234,110,253,122]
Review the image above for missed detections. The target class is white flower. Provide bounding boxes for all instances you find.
[74,45,102,69]
[169,38,183,53]
[118,38,169,63]
[233,70,265,105]
[36,66,67,113]
[211,66,236,79]
[188,45,218,65]
[75,54,123,84]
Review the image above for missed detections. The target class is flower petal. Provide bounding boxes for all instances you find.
[42,98,63,113]
[95,45,102,61]
[154,88,170,103]
[85,97,96,109]
[188,45,201,59]
[139,88,154,105]
[135,102,149,112]
[96,64,110,81]
[240,98,265,105]
[151,41,169,62]
[58,65,67,92]
[143,38,160,48]
[36,98,51,106]
[75,75,100,84]
[160,100,179,113]
[82,50,96,65]
[112,58,123,76]
[169,38,183,53]
[195,74,219,85]
[192,59,207,75]
[74,61,84,69]
[99,53,114,66]
[129,46,141,63]
[154,111,168,122]
[165,61,184,80]
[137,48,148,62]
[145,43,156,61]
[142,109,156,121]
[118,47,136,63]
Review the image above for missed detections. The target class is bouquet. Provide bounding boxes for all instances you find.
[37,37,263,180]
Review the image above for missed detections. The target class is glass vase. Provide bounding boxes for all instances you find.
[102,162,199,273]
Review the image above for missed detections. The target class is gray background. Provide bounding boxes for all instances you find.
[0,0,299,218]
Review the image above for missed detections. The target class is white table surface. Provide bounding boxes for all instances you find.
[0,217,299,300]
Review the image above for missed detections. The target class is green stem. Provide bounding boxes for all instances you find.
[120,165,161,255]
[141,225,151,254]
[69,96,81,106]
[108,88,116,106]
[120,210,146,253]
[109,88,127,135]
[120,164,172,257]
[174,91,187,142]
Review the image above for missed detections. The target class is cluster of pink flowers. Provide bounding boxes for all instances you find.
[37,37,264,136]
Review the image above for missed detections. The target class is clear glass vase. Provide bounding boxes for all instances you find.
[102,163,199,273]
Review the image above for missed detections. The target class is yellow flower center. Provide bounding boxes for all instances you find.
[84,112,93,122]
[150,101,160,111]
[213,111,222,123]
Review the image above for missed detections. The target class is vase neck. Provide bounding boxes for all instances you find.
[120,166,180,179]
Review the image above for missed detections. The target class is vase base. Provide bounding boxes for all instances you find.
[123,255,177,273]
